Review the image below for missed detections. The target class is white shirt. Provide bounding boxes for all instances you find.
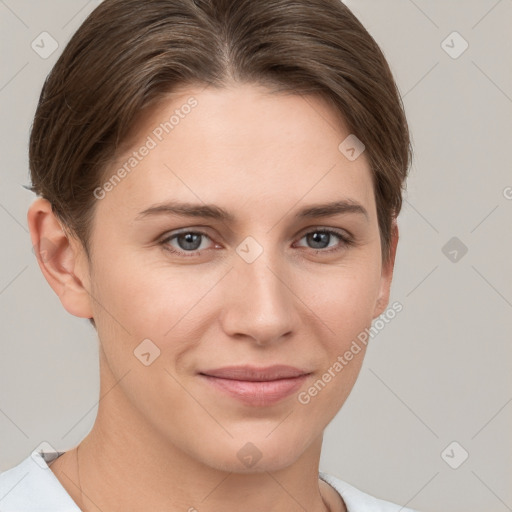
[0,450,419,511]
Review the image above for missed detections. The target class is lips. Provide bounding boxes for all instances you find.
[199,365,312,406]
[199,364,311,381]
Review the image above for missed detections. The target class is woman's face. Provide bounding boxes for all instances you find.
[82,82,396,472]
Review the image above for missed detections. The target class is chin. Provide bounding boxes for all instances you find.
[208,453,302,475]
[197,432,313,474]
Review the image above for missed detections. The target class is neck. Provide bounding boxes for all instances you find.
[74,423,333,511]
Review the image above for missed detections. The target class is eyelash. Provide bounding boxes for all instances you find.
[159,228,355,258]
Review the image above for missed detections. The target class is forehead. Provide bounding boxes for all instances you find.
[99,83,376,222]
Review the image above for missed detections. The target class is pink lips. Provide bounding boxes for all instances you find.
[199,365,311,406]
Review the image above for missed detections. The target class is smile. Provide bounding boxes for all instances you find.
[199,365,312,406]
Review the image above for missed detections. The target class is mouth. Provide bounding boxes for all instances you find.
[198,365,312,406]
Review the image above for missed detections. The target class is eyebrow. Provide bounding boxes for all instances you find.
[135,199,369,222]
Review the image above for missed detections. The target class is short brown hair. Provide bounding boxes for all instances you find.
[28,0,411,265]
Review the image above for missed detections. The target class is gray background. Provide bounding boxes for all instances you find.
[1,1,511,511]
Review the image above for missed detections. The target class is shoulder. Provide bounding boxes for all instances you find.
[319,471,420,512]
[0,450,80,511]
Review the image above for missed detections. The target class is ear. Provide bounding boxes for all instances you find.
[373,219,399,319]
[27,198,93,319]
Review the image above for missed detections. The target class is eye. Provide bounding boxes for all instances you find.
[294,228,353,254]
[160,230,215,257]
[159,227,354,258]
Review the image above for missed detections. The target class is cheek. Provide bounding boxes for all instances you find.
[296,255,382,335]
[293,256,380,403]
[293,266,379,415]
[90,254,218,361]
[91,235,382,360]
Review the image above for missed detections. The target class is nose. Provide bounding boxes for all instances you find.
[218,249,298,346]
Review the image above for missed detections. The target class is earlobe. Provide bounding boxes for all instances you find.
[373,219,399,319]
[27,198,93,319]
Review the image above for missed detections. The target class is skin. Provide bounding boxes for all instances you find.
[28,82,398,512]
